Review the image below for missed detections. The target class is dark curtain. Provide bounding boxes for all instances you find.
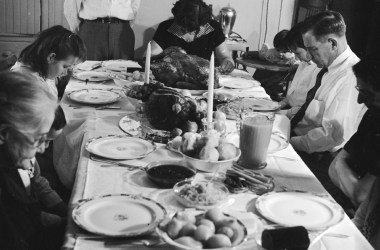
[331,0,380,58]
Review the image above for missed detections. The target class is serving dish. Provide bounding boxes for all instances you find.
[173,180,229,209]
[156,209,248,249]
[145,161,196,188]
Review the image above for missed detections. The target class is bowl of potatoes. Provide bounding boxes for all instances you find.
[156,208,247,249]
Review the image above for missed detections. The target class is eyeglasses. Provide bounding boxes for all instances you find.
[13,128,50,148]
[355,85,372,98]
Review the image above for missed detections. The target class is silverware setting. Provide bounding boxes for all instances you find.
[90,155,146,170]
[68,104,121,110]
[75,234,161,246]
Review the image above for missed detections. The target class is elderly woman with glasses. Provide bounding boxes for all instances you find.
[12,25,86,98]
[0,72,67,250]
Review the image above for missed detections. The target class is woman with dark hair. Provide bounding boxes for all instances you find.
[151,0,234,73]
[0,72,67,249]
[12,25,86,97]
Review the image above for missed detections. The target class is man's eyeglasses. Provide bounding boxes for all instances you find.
[355,85,371,98]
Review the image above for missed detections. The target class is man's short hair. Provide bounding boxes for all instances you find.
[301,11,346,39]
[353,56,380,92]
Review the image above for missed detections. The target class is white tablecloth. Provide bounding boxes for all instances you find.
[58,77,373,250]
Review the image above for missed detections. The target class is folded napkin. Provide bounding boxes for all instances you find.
[262,226,310,250]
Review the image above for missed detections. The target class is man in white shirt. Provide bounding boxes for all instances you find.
[64,0,141,60]
[290,11,366,207]
[279,21,320,119]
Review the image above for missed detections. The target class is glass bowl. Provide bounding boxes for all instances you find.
[156,209,248,250]
[173,180,229,209]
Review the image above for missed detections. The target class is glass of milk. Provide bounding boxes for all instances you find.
[238,112,274,169]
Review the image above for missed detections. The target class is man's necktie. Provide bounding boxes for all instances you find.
[291,67,328,130]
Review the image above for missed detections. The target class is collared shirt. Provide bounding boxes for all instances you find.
[283,61,320,119]
[167,22,215,40]
[11,62,58,97]
[64,0,141,32]
[291,46,366,153]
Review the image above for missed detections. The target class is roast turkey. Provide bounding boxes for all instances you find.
[150,47,219,90]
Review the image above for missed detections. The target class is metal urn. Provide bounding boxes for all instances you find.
[219,6,236,38]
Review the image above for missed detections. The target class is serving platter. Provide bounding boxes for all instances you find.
[256,192,344,231]
[217,98,281,119]
[219,76,261,89]
[67,89,121,105]
[118,115,141,136]
[72,194,166,237]
[73,71,111,82]
[85,135,156,160]
[103,60,142,71]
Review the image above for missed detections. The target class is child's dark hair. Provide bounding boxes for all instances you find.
[52,105,66,131]
[172,0,213,32]
[353,55,380,92]
[19,25,86,78]
[273,30,289,52]
[285,22,305,51]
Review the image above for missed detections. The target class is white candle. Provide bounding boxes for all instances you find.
[207,52,215,127]
[145,41,151,84]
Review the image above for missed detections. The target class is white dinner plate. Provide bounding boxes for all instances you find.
[72,194,166,237]
[73,71,111,82]
[267,132,289,154]
[227,69,254,79]
[118,116,141,136]
[68,89,121,105]
[103,60,142,71]
[85,135,156,160]
[219,76,261,89]
[256,192,344,231]
[217,98,281,119]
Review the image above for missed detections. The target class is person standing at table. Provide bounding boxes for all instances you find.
[328,56,379,208]
[12,25,86,98]
[64,0,141,60]
[150,0,234,74]
[278,22,320,119]
[289,11,366,203]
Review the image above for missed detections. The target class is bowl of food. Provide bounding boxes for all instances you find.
[173,180,229,209]
[145,161,196,188]
[181,149,241,174]
[156,208,248,249]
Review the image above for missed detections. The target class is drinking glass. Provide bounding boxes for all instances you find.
[238,112,274,169]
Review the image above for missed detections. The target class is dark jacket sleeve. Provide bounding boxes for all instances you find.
[32,160,63,209]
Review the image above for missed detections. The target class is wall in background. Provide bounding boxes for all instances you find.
[0,0,295,59]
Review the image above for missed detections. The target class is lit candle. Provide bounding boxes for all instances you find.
[145,41,151,84]
[207,52,215,127]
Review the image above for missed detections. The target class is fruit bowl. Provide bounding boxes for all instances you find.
[181,148,241,173]
[156,209,248,250]
[173,180,229,209]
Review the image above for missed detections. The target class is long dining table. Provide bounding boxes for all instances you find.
[58,67,373,250]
